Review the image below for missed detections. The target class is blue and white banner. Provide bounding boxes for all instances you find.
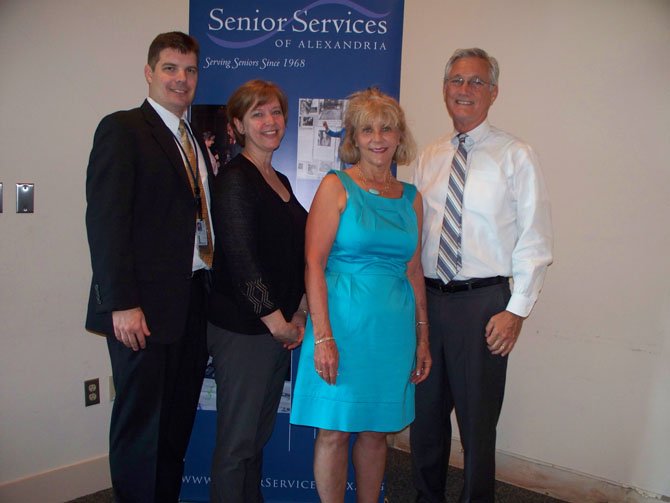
[182,1,405,501]
[188,0,405,206]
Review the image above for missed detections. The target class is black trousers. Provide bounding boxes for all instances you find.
[207,324,290,503]
[411,282,510,503]
[107,275,209,503]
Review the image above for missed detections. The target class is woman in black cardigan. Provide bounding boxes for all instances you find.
[207,80,308,503]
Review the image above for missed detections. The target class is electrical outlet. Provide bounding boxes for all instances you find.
[109,376,115,402]
[85,378,100,406]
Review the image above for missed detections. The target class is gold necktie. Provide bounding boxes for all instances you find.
[178,120,213,268]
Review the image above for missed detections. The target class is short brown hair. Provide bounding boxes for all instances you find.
[147,31,199,70]
[226,80,289,147]
[339,88,416,166]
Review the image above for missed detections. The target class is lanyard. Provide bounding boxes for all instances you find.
[173,124,205,219]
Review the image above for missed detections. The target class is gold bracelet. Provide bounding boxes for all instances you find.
[315,336,335,345]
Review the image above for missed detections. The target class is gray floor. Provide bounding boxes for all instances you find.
[384,448,565,503]
[68,448,566,502]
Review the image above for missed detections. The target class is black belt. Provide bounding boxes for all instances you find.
[424,276,507,293]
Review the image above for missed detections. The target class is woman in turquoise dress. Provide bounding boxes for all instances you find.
[290,88,432,502]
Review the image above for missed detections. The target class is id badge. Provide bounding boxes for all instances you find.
[196,219,209,247]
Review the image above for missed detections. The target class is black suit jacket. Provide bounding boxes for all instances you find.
[85,100,213,344]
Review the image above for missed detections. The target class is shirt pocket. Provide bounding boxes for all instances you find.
[463,169,505,215]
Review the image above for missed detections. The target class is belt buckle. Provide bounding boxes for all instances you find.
[444,280,467,293]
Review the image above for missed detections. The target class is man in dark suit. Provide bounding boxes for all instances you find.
[85,32,214,502]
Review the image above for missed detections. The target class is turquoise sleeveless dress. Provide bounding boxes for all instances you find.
[290,170,418,432]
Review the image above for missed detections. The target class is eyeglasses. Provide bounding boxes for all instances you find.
[446,76,494,89]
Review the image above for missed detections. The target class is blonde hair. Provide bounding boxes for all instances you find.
[339,88,416,165]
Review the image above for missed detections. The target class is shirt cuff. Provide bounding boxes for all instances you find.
[506,293,535,318]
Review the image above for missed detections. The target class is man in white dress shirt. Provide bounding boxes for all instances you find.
[410,48,553,502]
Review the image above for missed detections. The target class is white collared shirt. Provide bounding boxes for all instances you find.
[147,97,215,271]
[412,120,553,317]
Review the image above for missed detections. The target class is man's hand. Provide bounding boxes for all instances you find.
[485,310,524,357]
[112,307,151,351]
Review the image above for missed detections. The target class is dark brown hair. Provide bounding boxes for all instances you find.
[147,32,199,70]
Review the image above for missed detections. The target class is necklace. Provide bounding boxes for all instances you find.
[356,165,391,196]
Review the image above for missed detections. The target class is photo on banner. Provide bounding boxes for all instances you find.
[297,97,348,178]
[182,1,405,501]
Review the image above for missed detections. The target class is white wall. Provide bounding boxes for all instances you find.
[0,0,188,490]
[399,0,670,497]
[0,0,668,500]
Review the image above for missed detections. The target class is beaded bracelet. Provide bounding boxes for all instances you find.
[315,336,335,345]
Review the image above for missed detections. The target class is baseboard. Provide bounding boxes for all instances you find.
[0,454,110,503]
[2,441,667,503]
[491,449,668,503]
[388,431,667,503]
